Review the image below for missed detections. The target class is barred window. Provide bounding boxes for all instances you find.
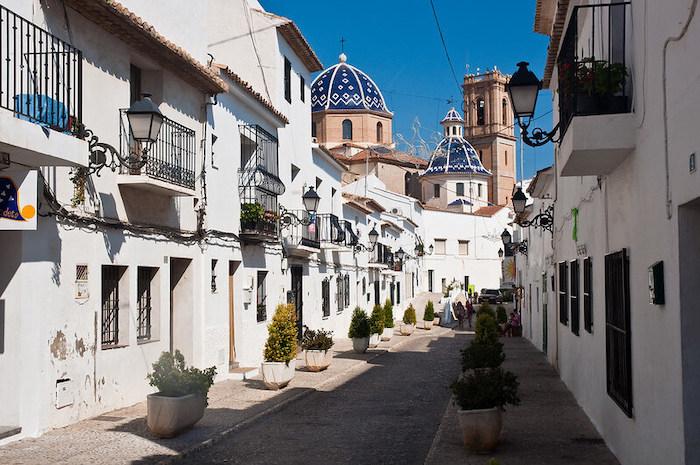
[101,266,126,348]
[396,282,401,304]
[322,278,330,317]
[336,275,343,314]
[284,57,291,103]
[344,274,350,307]
[570,259,580,336]
[605,249,632,417]
[257,271,267,322]
[558,261,569,325]
[583,257,593,332]
[137,267,157,341]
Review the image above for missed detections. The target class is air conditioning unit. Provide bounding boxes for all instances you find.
[390,207,403,216]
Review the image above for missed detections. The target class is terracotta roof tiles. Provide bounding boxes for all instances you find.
[214,64,288,125]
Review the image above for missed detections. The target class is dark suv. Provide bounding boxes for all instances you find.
[478,289,503,304]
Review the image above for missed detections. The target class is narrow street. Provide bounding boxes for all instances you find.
[179,331,467,465]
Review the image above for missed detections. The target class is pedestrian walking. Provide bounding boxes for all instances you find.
[465,298,475,329]
[454,300,466,329]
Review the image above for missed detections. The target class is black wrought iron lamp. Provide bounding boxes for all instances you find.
[511,186,554,232]
[280,187,321,228]
[507,62,560,147]
[501,228,528,256]
[354,225,379,253]
[82,94,164,175]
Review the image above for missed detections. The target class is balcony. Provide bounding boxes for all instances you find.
[318,213,358,249]
[0,5,87,167]
[283,210,320,257]
[238,125,283,243]
[557,2,634,176]
[369,243,397,271]
[117,110,196,196]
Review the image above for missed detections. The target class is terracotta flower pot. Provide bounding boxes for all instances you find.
[261,360,296,390]
[369,333,381,348]
[400,323,415,336]
[147,393,206,438]
[305,349,333,372]
[381,327,394,341]
[352,337,369,353]
[456,407,503,453]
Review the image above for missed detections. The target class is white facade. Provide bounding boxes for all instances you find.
[520,1,700,464]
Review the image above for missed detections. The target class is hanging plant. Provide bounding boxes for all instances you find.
[69,167,89,207]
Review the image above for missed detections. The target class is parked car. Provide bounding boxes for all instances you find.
[499,288,515,303]
[478,289,503,304]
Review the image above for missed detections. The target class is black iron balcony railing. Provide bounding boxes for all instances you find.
[0,4,82,133]
[557,2,632,137]
[286,210,320,249]
[119,109,196,189]
[370,243,395,268]
[318,213,347,246]
[343,220,359,247]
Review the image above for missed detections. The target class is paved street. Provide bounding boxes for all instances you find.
[179,330,466,465]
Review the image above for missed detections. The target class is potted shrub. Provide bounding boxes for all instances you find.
[146,350,216,438]
[423,301,436,330]
[461,315,505,371]
[381,298,394,341]
[451,368,520,453]
[348,307,371,353]
[400,304,417,335]
[567,58,629,114]
[302,328,334,372]
[369,304,385,347]
[476,303,496,320]
[240,203,264,231]
[261,304,297,390]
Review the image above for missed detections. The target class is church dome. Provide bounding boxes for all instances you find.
[423,108,491,177]
[311,54,390,114]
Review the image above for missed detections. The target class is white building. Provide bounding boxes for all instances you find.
[519,1,700,464]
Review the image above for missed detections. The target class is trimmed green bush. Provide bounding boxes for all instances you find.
[475,313,500,345]
[476,303,496,319]
[147,350,217,404]
[496,306,508,325]
[264,304,298,364]
[424,300,435,321]
[383,299,395,328]
[370,304,385,335]
[403,304,417,325]
[461,341,505,370]
[451,368,520,411]
[301,328,334,351]
[348,307,371,339]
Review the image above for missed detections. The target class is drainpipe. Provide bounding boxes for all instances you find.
[662,0,698,220]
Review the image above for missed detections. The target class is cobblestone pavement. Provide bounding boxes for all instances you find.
[179,328,466,465]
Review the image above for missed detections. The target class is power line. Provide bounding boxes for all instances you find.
[428,0,462,96]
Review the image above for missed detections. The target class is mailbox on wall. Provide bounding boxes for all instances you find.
[648,261,665,305]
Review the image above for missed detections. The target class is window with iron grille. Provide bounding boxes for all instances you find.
[336,275,343,314]
[284,57,292,103]
[344,274,350,307]
[101,266,123,347]
[299,74,305,102]
[456,183,464,196]
[584,257,593,333]
[137,267,156,341]
[390,282,395,306]
[396,282,401,304]
[570,259,580,335]
[433,184,440,198]
[322,278,330,317]
[558,261,568,325]
[257,271,267,322]
[605,249,632,417]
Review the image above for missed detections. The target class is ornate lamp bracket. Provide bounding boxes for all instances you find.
[517,205,554,233]
[77,124,148,177]
[519,119,561,148]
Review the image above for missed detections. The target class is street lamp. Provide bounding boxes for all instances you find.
[501,228,528,256]
[512,187,528,215]
[301,187,321,214]
[507,62,560,147]
[368,226,379,248]
[501,229,512,246]
[498,248,504,258]
[83,93,164,175]
[428,244,434,255]
[395,247,406,262]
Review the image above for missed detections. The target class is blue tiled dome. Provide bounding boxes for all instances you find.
[311,54,390,114]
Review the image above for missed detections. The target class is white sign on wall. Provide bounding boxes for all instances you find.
[0,170,38,230]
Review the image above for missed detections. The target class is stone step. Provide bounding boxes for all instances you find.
[228,366,258,380]
[0,426,21,441]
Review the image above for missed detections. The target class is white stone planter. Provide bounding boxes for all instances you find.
[456,407,503,453]
[423,320,434,330]
[400,323,415,336]
[352,337,369,353]
[146,393,205,438]
[261,360,296,390]
[304,349,333,372]
[433,317,440,326]
[381,327,394,341]
[369,333,381,348]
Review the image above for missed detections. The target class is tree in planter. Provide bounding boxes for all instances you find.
[301,328,334,351]
[264,304,298,364]
[383,299,395,329]
[496,306,508,325]
[424,301,435,322]
[476,303,496,319]
[403,305,417,325]
[147,350,217,404]
[475,313,500,346]
[370,304,385,335]
[451,368,520,411]
[461,341,505,371]
[348,307,371,339]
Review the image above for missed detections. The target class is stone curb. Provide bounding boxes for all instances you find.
[156,326,452,464]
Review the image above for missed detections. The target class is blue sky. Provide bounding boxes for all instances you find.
[262,0,554,180]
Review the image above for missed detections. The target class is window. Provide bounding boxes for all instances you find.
[362,277,366,295]
[479,150,483,161]
[342,119,353,140]
[376,122,383,142]
[130,65,142,105]
[396,282,401,304]
[299,74,305,102]
[558,261,568,325]
[322,278,330,317]
[344,274,350,307]
[434,239,446,255]
[505,150,508,166]
[433,184,440,198]
[477,184,483,198]
[257,271,268,322]
[374,281,380,305]
[405,172,411,196]
[311,122,317,139]
[452,126,456,135]
[390,282,395,306]
[570,259,580,335]
[428,270,434,293]
[605,249,632,416]
[476,97,485,125]
[336,275,343,314]
[101,266,127,347]
[584,257,593,332]
[458,240,469,255]
[456,183,464,196]
[284,57,292,103]
[502,98,508,125]
[137,267,157,342]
